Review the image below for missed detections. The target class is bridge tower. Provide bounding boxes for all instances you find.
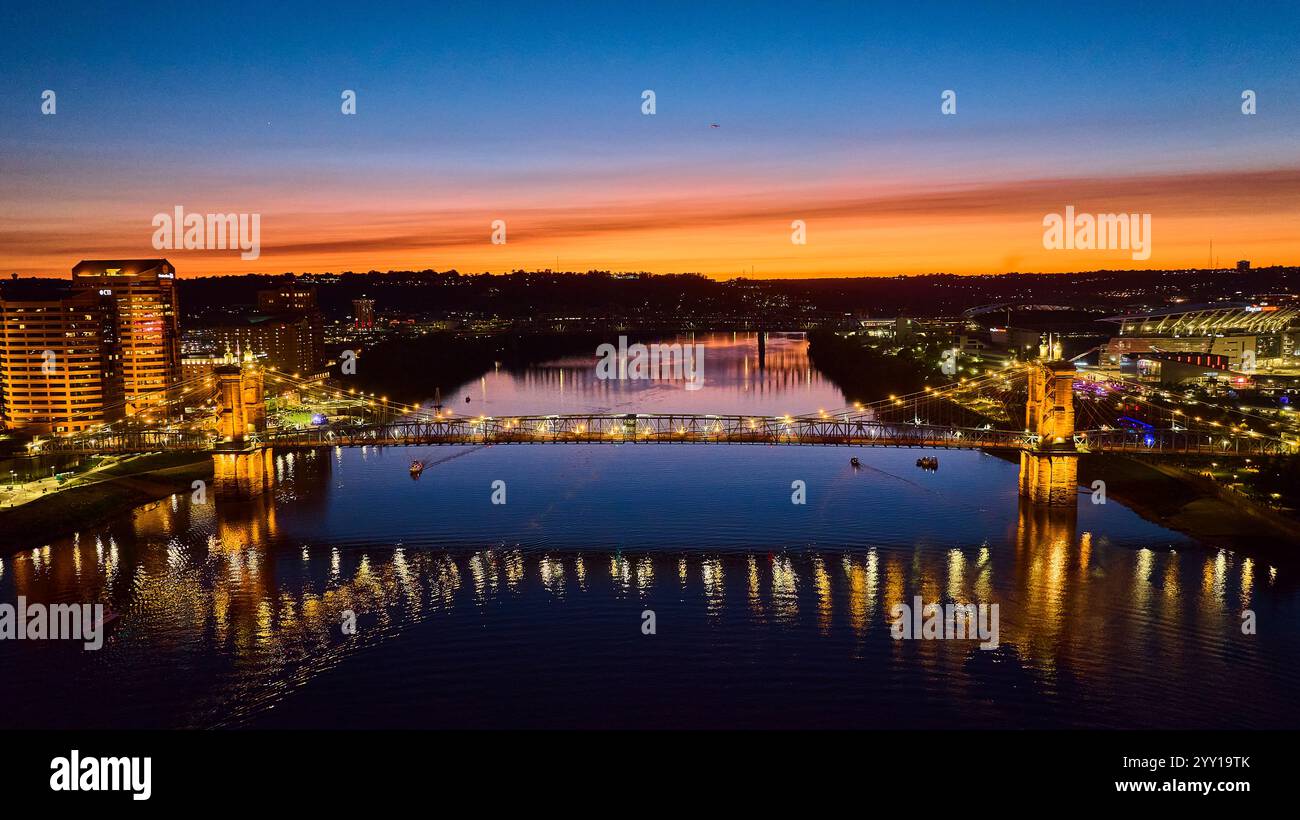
[1019,360,1078,505]
[212,351,272,499]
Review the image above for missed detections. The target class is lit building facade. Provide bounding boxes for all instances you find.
[217,315,320,376]
[1101,302,1300,371]
[257,284,318,314]
[71,259,182,415]
[188,314,326,379]
[258,282,325,372]
[0,280,123,433]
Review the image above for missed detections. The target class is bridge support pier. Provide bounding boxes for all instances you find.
[1018,451,1078,506]
[209,351,272,499]
[1019,360,1079,506]
[212,448,274,500]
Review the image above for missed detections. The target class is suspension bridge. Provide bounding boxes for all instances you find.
[28,353,1299,504]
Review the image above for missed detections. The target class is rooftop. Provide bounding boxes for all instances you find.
[72,259,174,277]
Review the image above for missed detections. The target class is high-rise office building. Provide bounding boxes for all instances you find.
[257,282,318,314]
[71,259,181,415]
[258,280,325,371]
[182,281,327,382]
[0,280,123,433]
[203,314,324,377]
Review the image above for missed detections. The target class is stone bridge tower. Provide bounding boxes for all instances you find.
[1019,360,1078,505]
[212,351,272,499]
[214,351,266,442]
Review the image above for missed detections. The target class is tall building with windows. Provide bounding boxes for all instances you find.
[200,314,325,378]
[0,280,123,433]
[257,282,318,314]
[71,259,181,415]
[258,280,325,371]
[182,278,328,382]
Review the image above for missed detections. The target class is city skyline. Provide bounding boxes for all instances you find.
[4,2,1300,278]
[3,0,1300,789]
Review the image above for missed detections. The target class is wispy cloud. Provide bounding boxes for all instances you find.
[4,167,1298,276]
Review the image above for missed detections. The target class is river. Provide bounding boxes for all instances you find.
[1,332,1297,728]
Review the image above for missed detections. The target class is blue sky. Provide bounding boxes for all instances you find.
[3,1,1299,276]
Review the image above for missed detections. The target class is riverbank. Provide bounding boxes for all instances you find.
[0,453,212,553]
[1076,455,1300,557]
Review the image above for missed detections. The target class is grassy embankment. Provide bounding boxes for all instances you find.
[1078,455,1300,553]
[0,452,212,552]
[805,328,947,403]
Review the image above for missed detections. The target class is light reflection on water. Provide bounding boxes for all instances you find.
[435,331,846,416]
[0,488,1289,732]
[1,333,1298,728]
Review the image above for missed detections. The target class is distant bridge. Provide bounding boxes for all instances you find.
[961,303,1087,318]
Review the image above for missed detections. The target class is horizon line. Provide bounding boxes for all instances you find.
[6,262,1294,284]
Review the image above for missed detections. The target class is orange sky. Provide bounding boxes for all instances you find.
[5,167,1299,279]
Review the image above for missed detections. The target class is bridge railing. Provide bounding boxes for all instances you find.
[1077,428,1296,457]
[262,413,1034,450]
[35,429,215,454]
[31,415,1295,458]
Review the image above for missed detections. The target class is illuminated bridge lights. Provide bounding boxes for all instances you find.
[32,360,1296,459]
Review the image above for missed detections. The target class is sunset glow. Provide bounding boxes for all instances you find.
[3,3,1299,277]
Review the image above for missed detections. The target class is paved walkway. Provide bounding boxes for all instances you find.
[0,457,130,509]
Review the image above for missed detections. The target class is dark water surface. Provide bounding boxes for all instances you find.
[1,333,1296,728]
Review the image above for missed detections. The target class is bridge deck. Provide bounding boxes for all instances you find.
[37,413,1293,457]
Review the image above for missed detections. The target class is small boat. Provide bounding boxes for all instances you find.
[409,460,425,478]
[850,457,861,468]
[916,457,939,471]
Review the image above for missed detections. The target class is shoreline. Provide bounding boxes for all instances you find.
[0,454,213,554]
[1076,454,1300,558]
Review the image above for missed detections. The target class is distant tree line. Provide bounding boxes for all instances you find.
[170,266,1300,325]
[805,330,947,404]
